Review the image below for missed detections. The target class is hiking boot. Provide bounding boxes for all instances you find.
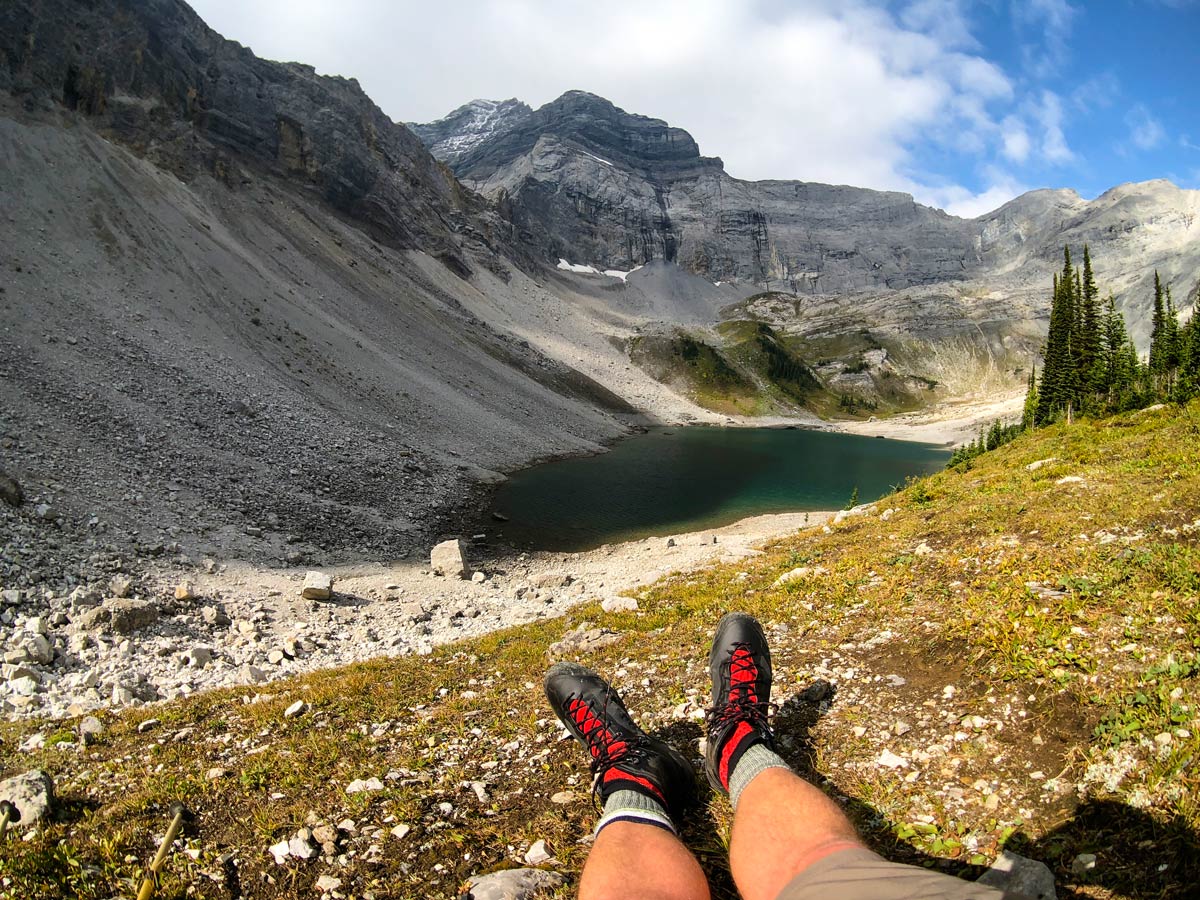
[705,612,775,794]
[545,661,695,817]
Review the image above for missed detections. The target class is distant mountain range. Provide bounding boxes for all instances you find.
[412,90,1199,346]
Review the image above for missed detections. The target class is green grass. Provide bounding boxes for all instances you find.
[2,402,1199,898]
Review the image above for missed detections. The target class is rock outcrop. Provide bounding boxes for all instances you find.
[414,91,1200,345]
[417,91,977,294]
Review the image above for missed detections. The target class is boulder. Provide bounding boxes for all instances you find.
[24,634,54,665]
[0,470,22,507]
[978,851,1057,899]
[465,868,566,900]
[78,599,159,634]
[430,539,468,578]
[547,623,622,660]
[109,575,134,599]
[773,566,828,587]
[0,769,54,826]
[200,604,232,627]
[301,571,334,601]
[601,596,638,613]
[174,581,197,601]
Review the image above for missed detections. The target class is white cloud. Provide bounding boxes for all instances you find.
[185,0,1049,208]
[913,163,1029,217]
[900,0,979,49]
[1126,104,1166,151]
[1001,116,1032,163]
[1012,0,1079,37]
[1012,0,1079,79]
[1071,71,1120,112]
[1034,91,1073,163]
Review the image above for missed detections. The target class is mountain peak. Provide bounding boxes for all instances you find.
[408,98,534,165]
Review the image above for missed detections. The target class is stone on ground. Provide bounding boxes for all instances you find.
[977,850,1057,899]
[0,470,23,507]
[174,581,196,600]
[78,598,159,634]
[523,839,553,865]
[284,700,309,718]
[301,571,334,600]
[465,868,565,900]
[0,769,55,826]
[601,596,638,613]
[431,539,468,578]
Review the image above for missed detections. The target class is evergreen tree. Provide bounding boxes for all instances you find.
[1149,271,1168,374]
[1036,248,1080,423]
[1164,287,1182,370]
[1175,289,1200,400]
[1078,246,1103,394]
[1101,295,1139,408]
[1022,365,1038,429]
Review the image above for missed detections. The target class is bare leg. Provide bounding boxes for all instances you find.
[728,767,864,900]
[580,821,711,900]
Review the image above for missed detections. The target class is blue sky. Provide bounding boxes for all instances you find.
[189,0,1199,217]
[896,0,1200,208]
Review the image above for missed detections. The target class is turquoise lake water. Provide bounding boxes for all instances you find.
[485,426,950,550]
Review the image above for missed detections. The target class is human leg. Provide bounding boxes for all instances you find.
[545,662,709,900]
[580,819,710,900]
[705,614,1016,900]
[704,613,864,900]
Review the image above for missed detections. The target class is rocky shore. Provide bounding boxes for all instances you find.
[1,499,832,721]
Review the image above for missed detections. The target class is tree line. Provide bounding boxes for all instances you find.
[1025,246,1200,427]
[949,247,1197,469]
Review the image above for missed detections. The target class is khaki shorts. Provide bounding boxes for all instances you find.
[776,849,1034,900]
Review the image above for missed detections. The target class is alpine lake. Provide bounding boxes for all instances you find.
[484,426,951,551]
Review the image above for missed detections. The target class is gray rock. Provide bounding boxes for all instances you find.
[10,675,40,696]
[0,470,23,507]
[284,700,309,718]
[78,716,104,742]
[600,596,638,613]
[431,539,468,578]
[547,623,622,660]
[201,604,232,627]
[978,850,1057,899]
[79,598,158,634]
[109,575,134,599]
[0,770,55,826]
[24,634,54,665]
[346,777,385,794]
[1071,853,1097,877]
[464,868,566,900]
[288,834,317,860]
[301,571,334,601]
[523,839,553,865]
[34,503,59,521]
[181,646,213,668]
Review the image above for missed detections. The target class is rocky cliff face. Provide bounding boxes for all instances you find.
[0,0,515,271]
[416,90,983,293]
[415,92,1200,345]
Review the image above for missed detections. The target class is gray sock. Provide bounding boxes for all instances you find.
[595,788,675,836]
[728,743,791,808]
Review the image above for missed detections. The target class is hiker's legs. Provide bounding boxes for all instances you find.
[544,662,704,900]
[728,766,863,900]
[580,820,711,900]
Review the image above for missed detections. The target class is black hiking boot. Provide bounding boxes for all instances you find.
[705,612,775,795]
[545,661,695,817]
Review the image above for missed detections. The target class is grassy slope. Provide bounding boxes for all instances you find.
[2,403,1199,899]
